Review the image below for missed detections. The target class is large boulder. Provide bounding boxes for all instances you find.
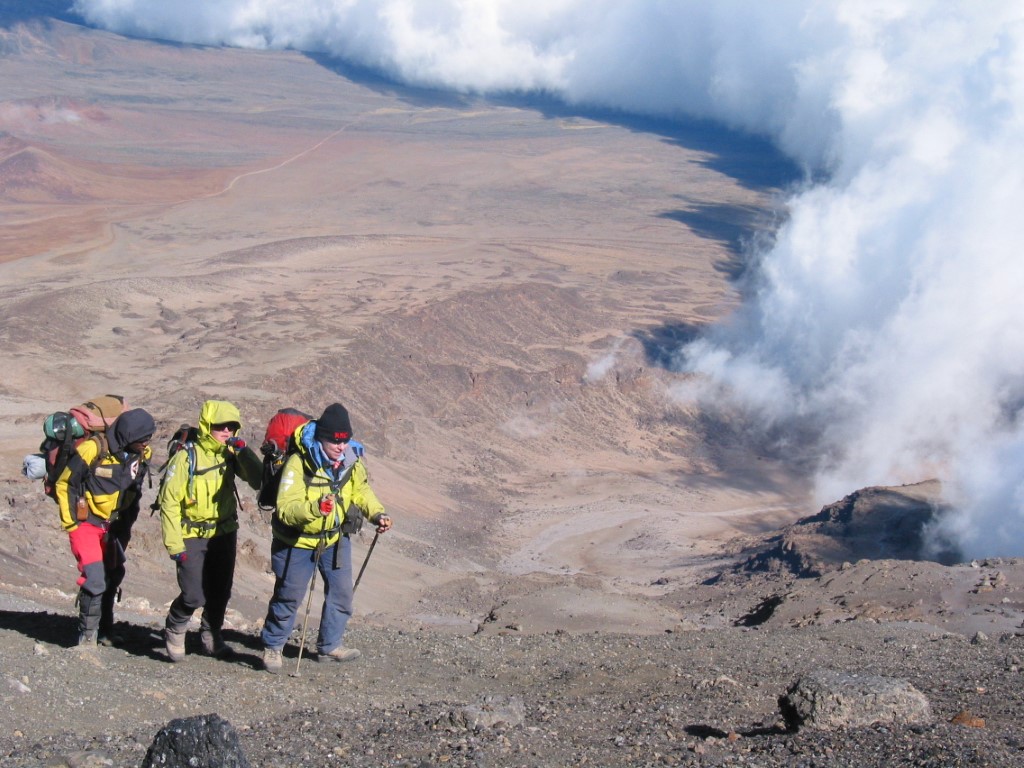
[141,713,250,768]
[779,670,932,731]
[450,694,527,730]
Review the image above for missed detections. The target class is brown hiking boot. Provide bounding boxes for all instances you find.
[318,646,361,663]
[200,629,234,659]
[262,646,283,674]
[164,628,186,662]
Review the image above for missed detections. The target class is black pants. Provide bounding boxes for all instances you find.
[99,521,131,633]
[165,531,237,633]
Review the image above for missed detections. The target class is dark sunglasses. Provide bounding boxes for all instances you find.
[323,433,351,445]
[211,422,240,432]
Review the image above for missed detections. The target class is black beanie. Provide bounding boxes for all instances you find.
[314,403,353,442]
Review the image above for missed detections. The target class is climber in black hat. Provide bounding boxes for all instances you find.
[259,402,391,673]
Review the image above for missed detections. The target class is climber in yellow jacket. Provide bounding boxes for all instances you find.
[158,399,262,662]
[260,402,391,673]
[55,408,154,647]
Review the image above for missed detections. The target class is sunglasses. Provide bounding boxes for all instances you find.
[211,422,240,432]
[323,433,351,445]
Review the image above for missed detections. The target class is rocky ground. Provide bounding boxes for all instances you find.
[0,603,1021,767]
[2,483,1023,768]
[3,475,1024,768]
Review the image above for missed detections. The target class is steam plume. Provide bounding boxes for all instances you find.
[71,1,1024,556]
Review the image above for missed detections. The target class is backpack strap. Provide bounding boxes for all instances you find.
[272,460,355,539]
[186,446,240,508]
[257,447,286,512]
[308,459,358,526]
[59,434,111,515]
[43,428,79,496]
[191,456,228,476]
[87,432,111,466]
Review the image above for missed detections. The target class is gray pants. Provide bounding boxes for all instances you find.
[165,531,237,634]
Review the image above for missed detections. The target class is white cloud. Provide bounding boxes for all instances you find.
[71,0,1024,557]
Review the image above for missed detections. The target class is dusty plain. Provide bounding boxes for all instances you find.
[0,14,802,633]
[0,11,1022,768]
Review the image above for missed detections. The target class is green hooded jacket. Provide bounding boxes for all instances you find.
[159,400,262,556]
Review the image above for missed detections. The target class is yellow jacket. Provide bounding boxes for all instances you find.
[273,422,385,549]
[55,409,155,532]
[159,400,261,556]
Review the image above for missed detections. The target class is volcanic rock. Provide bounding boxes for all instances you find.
[779,670,932,731]
[141,713,250,768]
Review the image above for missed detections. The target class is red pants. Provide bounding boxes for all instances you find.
[68,522,108,594]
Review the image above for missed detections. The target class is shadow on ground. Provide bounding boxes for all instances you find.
[630,321,702,369]
[659,199,782,280]
[0,610,277,668]
[0,609,349,673]
[686,724,788,739]
[304,52,803,194]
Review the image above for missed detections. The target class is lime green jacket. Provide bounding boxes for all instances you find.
[159,400,261,556]
[273,422,384,549]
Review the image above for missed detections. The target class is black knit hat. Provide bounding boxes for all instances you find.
[314,403,353,442]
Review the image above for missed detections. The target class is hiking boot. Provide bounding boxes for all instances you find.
[262,646,283,674]
[317,646,361,663]
[97,631,125,648]
[98,620,125,647]
[164,628,186,662]
[77,629,98,647]
[200,629,234,659]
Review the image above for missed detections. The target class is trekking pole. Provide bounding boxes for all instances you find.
[353,531,380,594]
[292,514,329,677]
[291,464,355,676]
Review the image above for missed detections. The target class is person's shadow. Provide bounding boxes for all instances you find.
[0,610,265,668]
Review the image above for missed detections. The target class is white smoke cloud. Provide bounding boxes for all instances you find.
[0,101,83,128]
[584,340,623,383]
[71,0,1024,557]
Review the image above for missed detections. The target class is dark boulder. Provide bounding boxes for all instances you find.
[141,713,250,768]
[738,481,959,578]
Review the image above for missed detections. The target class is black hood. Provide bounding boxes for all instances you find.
[108,408,155,453]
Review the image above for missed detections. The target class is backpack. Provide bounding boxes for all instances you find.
[37,395,127,500]
[257,408,312,511]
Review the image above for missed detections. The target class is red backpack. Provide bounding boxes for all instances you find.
[257,408,312,511]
